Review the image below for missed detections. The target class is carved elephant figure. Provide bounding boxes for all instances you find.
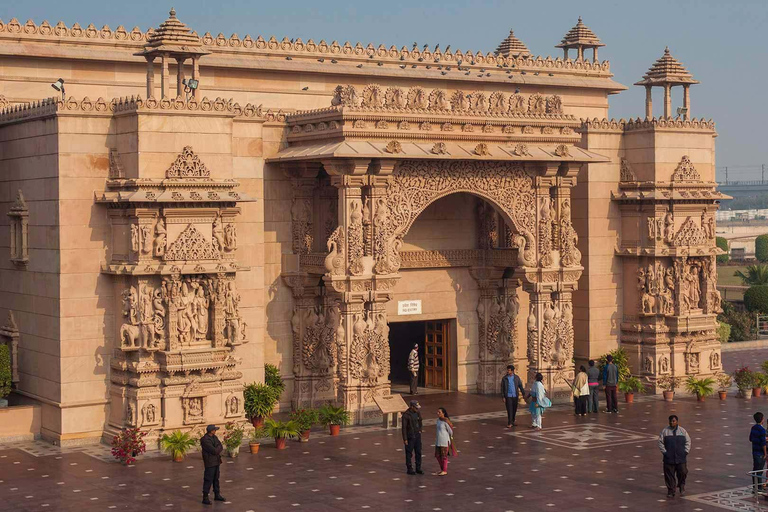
[120,323,140,348]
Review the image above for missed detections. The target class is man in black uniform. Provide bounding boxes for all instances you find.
[200,424,227,505]
[402,399,424,475]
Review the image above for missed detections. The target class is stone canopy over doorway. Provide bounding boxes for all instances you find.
[274,84,607,422]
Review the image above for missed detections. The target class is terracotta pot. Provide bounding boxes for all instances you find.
[663,390,674,402]
[329,424,341,436]
[173,453,184,463]
[696,394,706,402]
[251,416,265,428]
[249,442,260,454]
[300,430,311,443]
[754,387,763,397]
[718,391,727,400]
[275,437,287,450]
[743,388,754,399]
[624,392,634,403]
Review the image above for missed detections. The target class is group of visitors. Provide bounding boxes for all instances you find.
[501,365,552,429]
[570,356,620,415]
[402,400,455,476]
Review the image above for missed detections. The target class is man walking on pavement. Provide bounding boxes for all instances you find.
[501,364,526,428]
[603,355,619,413]
[658,415,691,498]
[408,344,420,395]
[587,359,600,413]
[750,412,767,493]
[200,424,227,505]
[402,399,424,475]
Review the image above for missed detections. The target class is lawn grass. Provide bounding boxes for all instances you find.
[719,265,750,286]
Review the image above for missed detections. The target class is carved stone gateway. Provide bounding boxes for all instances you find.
[275,84,599,421]
[97,145,252,439]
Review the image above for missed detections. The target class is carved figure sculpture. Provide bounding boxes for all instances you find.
[154,218,167,257]
[224,281,243,345]
[224,223,237,251]
[140,224,152,254]
[212,215,225,253]
[324,227,345,275]
[120,286,140,348]
[131,224,140,253]
[664,211,674,243]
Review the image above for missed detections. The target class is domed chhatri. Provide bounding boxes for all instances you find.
[135,8,209,100]
[635,47,699,119]
[556,16,605,62]
[494,29,531,58]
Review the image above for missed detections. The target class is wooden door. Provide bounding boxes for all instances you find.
[424,320,449,389]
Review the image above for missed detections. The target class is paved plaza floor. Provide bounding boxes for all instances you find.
[3,348,768,512]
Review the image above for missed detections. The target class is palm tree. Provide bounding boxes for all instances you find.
[734,264,768,285]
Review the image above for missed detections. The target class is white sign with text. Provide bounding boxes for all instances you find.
[397,300,422,316]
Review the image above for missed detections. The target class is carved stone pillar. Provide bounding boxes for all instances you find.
[471,267,517,394]
[682,84,690,119]
[325,160,371,277]
[145,56,156,99]
[645,85,653,119]
[284,165,318,256]
[175,56,186,98]
[663,84,672,118]
[368,162,396,275]
[160,53,170,100]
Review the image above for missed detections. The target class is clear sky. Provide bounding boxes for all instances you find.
[4,0,767,180]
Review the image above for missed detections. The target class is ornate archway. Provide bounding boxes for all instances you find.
[274,83,607,422]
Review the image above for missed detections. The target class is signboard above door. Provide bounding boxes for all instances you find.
[397,300,422,316]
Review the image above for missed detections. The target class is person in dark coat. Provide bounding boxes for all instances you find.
[501,365,526,428]
[200,424,227,505]
[658,415,691,498]
[401,399,424,475]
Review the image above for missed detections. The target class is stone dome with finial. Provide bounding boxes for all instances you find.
[556,16,604,49]
[139,8,207,55]
[634,47,699,86]
[494,30,531,58]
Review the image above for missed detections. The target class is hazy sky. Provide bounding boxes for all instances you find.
[4,0,767,180]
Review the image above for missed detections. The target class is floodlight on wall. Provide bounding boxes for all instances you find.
[51,78,65,99]
[676,107,688,118]
[182,78,199,90]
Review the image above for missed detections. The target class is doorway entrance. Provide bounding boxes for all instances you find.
[388,320,451,391]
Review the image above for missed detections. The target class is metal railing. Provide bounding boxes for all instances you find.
[748,469,768,507]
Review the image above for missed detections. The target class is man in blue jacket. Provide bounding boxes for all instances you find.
[750,412,767,492]
[658,415,691,498]
[501,365,526,428]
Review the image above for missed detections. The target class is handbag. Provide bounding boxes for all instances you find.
[449,436,457,457]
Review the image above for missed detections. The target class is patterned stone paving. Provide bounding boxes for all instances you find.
[3,349,768,511]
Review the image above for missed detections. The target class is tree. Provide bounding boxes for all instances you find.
[719,300,757,342]
[734,264,768,286]
[744,285,768,314]
[757,234,768,262]
[0,345,11,400]
[716,236,729,264]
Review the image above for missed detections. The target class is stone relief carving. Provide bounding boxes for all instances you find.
[222,280,246,345]
[153,218,167,257]
[141,403,158,426]
[528,93,545,114]
[131,224,140,253]
[637,262,675,316]
[559,199,582,267]
[347,199,365,275]
[620,158,636,182]
[539,299,574,368]
[710,351,720,370]
[671,155,701,182]
[546,95,563,114]
[291,198,313,254]
[647,215,663,242]
[701,211,715,239]
[659,355,670,374]
[165,146,211,179]
[225,394,240,417]
[166,224,220,261]
[643,356,653,374]
[673,217,708,247]
[538,196,554,267]
[349,309,389,388]
[324,226,345,275]
[481,294,519,360]
[182,396,205,424]
[664,211,674,243]
[378,160,537,274]
[301,303,340,373]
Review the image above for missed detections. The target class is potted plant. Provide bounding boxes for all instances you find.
[222,421,245,458]
[159,430,197,462]
[0,345,11,408]
[734,366,757,399]
[716,373,733,400]
[265,363,286,398]
[657,375,677,401]
[290,408,319,442]
[684,376,716,402]
[248,426,267,454]
[264,418,300,450]
[618,376,644,403]
[111,427,147,465]
[756,373,768,397]
[319,404,351,436]
[244,383,278,428]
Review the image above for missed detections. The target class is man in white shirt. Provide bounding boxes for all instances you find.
[408,344,419,394]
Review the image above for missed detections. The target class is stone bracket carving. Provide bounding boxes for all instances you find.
[8,189,29,267]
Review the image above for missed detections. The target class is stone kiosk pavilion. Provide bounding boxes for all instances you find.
[0,11,724,442]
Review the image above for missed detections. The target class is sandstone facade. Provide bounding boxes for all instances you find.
[0,11,723,442]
